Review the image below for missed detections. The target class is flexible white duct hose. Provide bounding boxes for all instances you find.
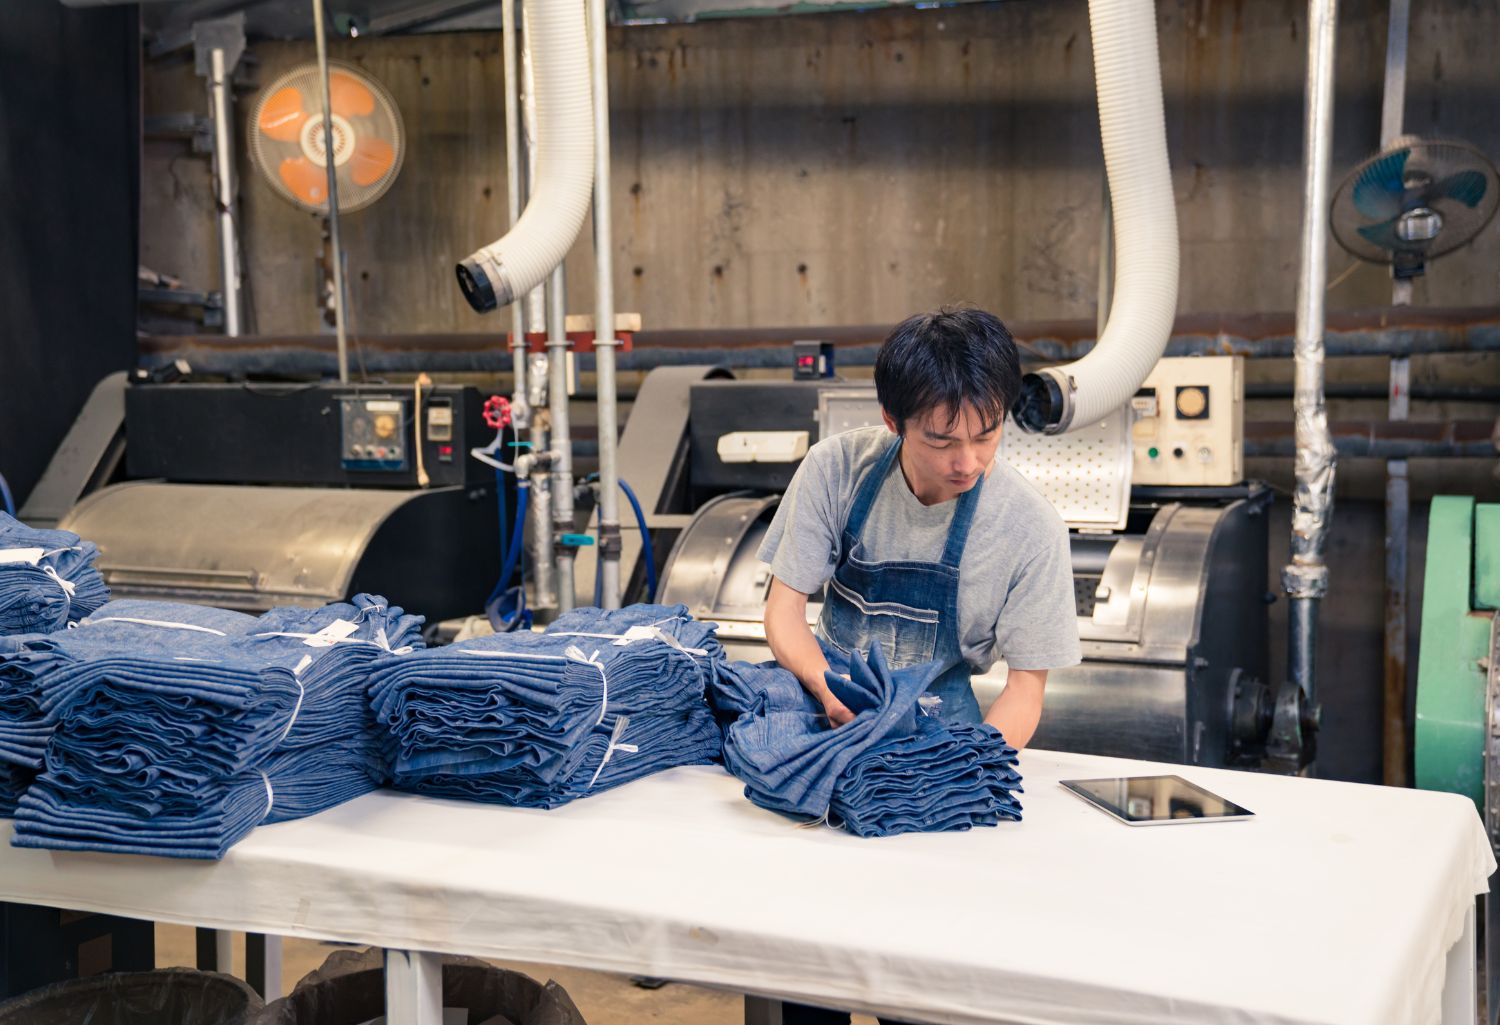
[458,0,594,312]
[1015,0,1179,434]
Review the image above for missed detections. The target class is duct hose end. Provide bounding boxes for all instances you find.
[1014,368,1073,435]
[457,257,498,313]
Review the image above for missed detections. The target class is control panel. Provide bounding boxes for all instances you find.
[341,397,410,471]
[1131,356,1243,486]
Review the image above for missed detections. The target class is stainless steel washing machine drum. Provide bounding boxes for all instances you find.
[59,481,500,622]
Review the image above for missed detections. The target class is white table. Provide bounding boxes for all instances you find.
[0,750,1491,1025]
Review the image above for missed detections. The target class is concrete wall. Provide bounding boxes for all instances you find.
[140,0,1500,335]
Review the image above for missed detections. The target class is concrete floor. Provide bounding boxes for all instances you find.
[154,925,880,1024]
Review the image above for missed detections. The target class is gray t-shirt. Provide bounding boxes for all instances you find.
[758,426,1082,672]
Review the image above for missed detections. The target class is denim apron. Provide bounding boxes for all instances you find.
[815,436,984,725]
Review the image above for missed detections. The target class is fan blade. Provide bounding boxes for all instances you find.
[279,157,327,207]
[330,72,376,119]
[1355,215,1413,252]
[259,86,308,143]
[1425,169,1489,208]
[1352,148,1409,221]
[350,136,397,187]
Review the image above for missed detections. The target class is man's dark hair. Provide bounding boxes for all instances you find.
[874,307,1022,434]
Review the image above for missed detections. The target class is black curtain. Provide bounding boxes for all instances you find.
[0,0,139,511]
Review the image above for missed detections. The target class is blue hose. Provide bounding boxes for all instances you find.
[495,466,509,569]
[591,476,656,607]
[486,483,530,630]
[0,472,13,518]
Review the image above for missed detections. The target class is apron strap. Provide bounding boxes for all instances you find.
[938,460,988,569]
[843,436,903,544]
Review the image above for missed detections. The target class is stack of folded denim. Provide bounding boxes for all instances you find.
[0,513,109,635]
[9,595,418,857]
[711,643,1024,836]
[370,603,721,809]
[829,718,1022,837]
[0,601,255,815]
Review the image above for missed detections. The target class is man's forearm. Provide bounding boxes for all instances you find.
[982,668,1047,749]
[765,601,835,701]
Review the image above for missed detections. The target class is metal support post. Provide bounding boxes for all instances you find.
[208,48,242,337]
[589,0,623,608]
[744,996,785,1025]
[311,0,351,384]
[1381,0,1412,788]
[548,263,577,611]
[1280,0,1340,771]
[384,949,444,1025]
[501,0,529,428]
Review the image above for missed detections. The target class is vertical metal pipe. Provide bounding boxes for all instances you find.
[1381,0,1412,787]
[548,263,576,611]
[310,0,350,384]
[528,352,556,611]
[1283,0,1340,714]
[501,0,529,422]
[519,8,548,335]
[588,0,622,609]
[209,48,242,338]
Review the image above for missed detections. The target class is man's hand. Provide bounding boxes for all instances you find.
[822,695,856,727]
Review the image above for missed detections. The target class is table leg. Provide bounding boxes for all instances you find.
[745,996,784,1025]
[246,934,284,1001]
[385,949,444,1025]
[1441,902,1477,1025]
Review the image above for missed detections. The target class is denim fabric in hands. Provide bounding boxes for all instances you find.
[0,512,110,634]
[718,642,940,819]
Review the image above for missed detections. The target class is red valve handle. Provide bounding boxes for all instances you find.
[483,395,512,430]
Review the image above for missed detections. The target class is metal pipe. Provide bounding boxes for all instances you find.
[589,0,622,609]
[1283,0,1341,713]
[1381,0,1412,789]
[209,47,242,338]
[501,0,529,427]
[1245,418,1498,458]
[548,262,576,612]
[310,0,351,384]
[519,8,548,333]
[527,352,556,612]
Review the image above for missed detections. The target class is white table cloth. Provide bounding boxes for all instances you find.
[0,750,1491,1025]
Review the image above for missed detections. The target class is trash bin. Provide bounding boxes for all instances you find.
[255,948,586,1025]
[0,968,263,1025]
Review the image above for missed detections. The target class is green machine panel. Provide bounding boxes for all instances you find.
[1415,496,1499,810]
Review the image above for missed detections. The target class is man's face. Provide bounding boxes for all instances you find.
[882,402,1002,504]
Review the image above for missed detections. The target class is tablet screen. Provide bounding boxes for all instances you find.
[1061,775,1253,825]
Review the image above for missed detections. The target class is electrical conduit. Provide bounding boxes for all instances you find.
[1014,0,1179,434]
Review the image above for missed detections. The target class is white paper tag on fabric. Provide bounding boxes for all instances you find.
[292,654,314,676]
[0,548,45,566]
[613,625,658,646]
[303,619,359,647]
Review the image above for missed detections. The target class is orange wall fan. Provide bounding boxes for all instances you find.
[249,62,405,213]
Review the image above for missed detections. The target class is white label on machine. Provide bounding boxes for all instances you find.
[303,619,360,647]
[365,399,403,413]
[717,430,810,464]
[0,548,44,566]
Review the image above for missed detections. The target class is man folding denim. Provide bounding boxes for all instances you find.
[758,308,1081,1025]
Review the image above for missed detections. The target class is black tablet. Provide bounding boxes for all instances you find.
[1060,774,1254,826]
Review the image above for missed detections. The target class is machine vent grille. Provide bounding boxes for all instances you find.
[1000,409,1132,531]
[1073,574,1103,618]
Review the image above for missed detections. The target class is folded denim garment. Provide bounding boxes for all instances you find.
[7,595,414,858]
[0,513,109,635]
[830,718,1022,837]
[371,604,722,809]
[12,737,385,858]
